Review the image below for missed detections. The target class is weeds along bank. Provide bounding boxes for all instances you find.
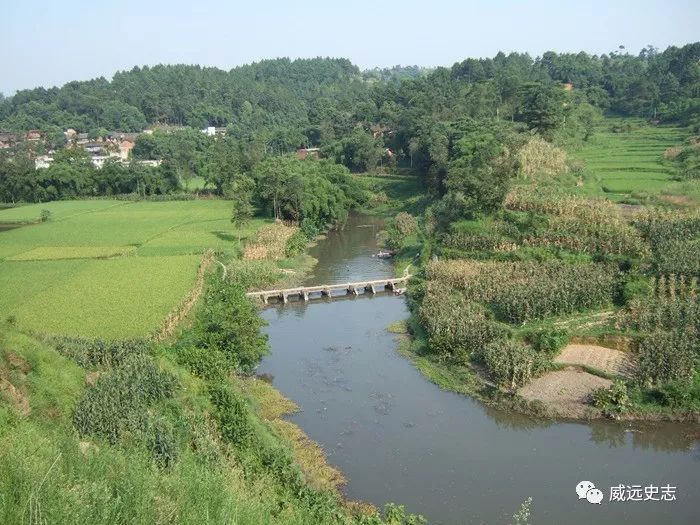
[0,240,423,525]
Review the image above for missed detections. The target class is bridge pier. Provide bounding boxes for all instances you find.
[386,281,396,291]
[365,283,376,294]
[302,290,309,301]
[281,293,288,304]
[321,287,331,298]
[347,285,358,296]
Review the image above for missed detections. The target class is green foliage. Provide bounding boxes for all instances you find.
[52,337,149,368]
[636,331,696,387]
[254,155,363,228]
[384,212,418,250]
[427,260,616,324]
[285,230,309,257]
[208,382,255,447]
[418,292,508,362]
[618,275,699,335]
[634,210,700,276]
[592,379,630,419]
[655,380,699,409]
[175,345,229,382]
[517,83,566,137]
[482,339,547,390]
[39,209,52,222]
[146,418,179,469]
[192,277,268,374]
[525,328,569,356]
[73,353,177,444]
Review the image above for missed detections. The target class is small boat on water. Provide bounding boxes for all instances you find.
[393,288,406,295]
[376,250,395,259]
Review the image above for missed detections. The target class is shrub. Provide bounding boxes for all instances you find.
[146,418,179,469]
[193,278,268,373]
[52,337,149,368]
[592,379,629,419]
[394,212,418,236]
[481,339,546,389]
[39,209,52,222]
[636,331,696,387]
[73,354,177,443]
[208,382,255,448]
[655,380,696,409]
[176,346,229,381]
[284,230,308,257]
[526,328,569,356]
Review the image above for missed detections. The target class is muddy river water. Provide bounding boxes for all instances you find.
[258,213,700,524]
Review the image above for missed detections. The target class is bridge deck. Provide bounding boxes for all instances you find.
[246,276,410,303]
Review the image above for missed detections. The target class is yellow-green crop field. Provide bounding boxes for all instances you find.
[0,200,268,338]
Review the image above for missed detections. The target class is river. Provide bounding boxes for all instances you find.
[257,213,700,524]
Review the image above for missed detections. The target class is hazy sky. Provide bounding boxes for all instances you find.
[2,0,698,95]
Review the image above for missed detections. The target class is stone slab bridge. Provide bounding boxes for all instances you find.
[246,275,411,304]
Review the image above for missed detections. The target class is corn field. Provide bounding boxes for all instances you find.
[426,259,616,324]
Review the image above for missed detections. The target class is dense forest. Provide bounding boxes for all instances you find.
[1,43,699,212]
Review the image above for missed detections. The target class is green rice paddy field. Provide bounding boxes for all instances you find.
[0,200,267,338]
[570,119,698,204]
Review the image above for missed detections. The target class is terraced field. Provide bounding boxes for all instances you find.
[571,119,693,202]
[0,200,268,338]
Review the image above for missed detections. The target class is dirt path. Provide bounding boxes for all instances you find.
[555,344,635,377]
[519,369,612,418]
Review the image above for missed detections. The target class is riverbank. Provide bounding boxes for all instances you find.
[388,316,700,424]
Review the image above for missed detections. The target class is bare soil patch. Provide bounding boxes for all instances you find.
[519,369,611,418]
[555,343,635,377]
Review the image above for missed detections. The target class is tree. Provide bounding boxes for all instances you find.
[518,83,566,137]
[228,176,255,241]
[205,136,242,194]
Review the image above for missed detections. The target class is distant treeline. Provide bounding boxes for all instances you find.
[1,44,698,138]
[1,44,699,216]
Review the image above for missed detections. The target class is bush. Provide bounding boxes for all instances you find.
[52,337,149,368]
[655,380,696,409]
[592,379,629,419]
[40,209,52,222]
[284,230,308,258]
[525,328,569,356]
[482,339,546,389]
[176,346,230,381]
[208,382,255,448]
[193,278,268,373]
[147,418,179,469]
[73,354,177,443]
[394,212,418,236]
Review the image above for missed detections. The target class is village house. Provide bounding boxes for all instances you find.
[201,126,227,137]
[25,130,44,141]
[296,147,320,160]
[35,155,53,169]
[0,131,17,149]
